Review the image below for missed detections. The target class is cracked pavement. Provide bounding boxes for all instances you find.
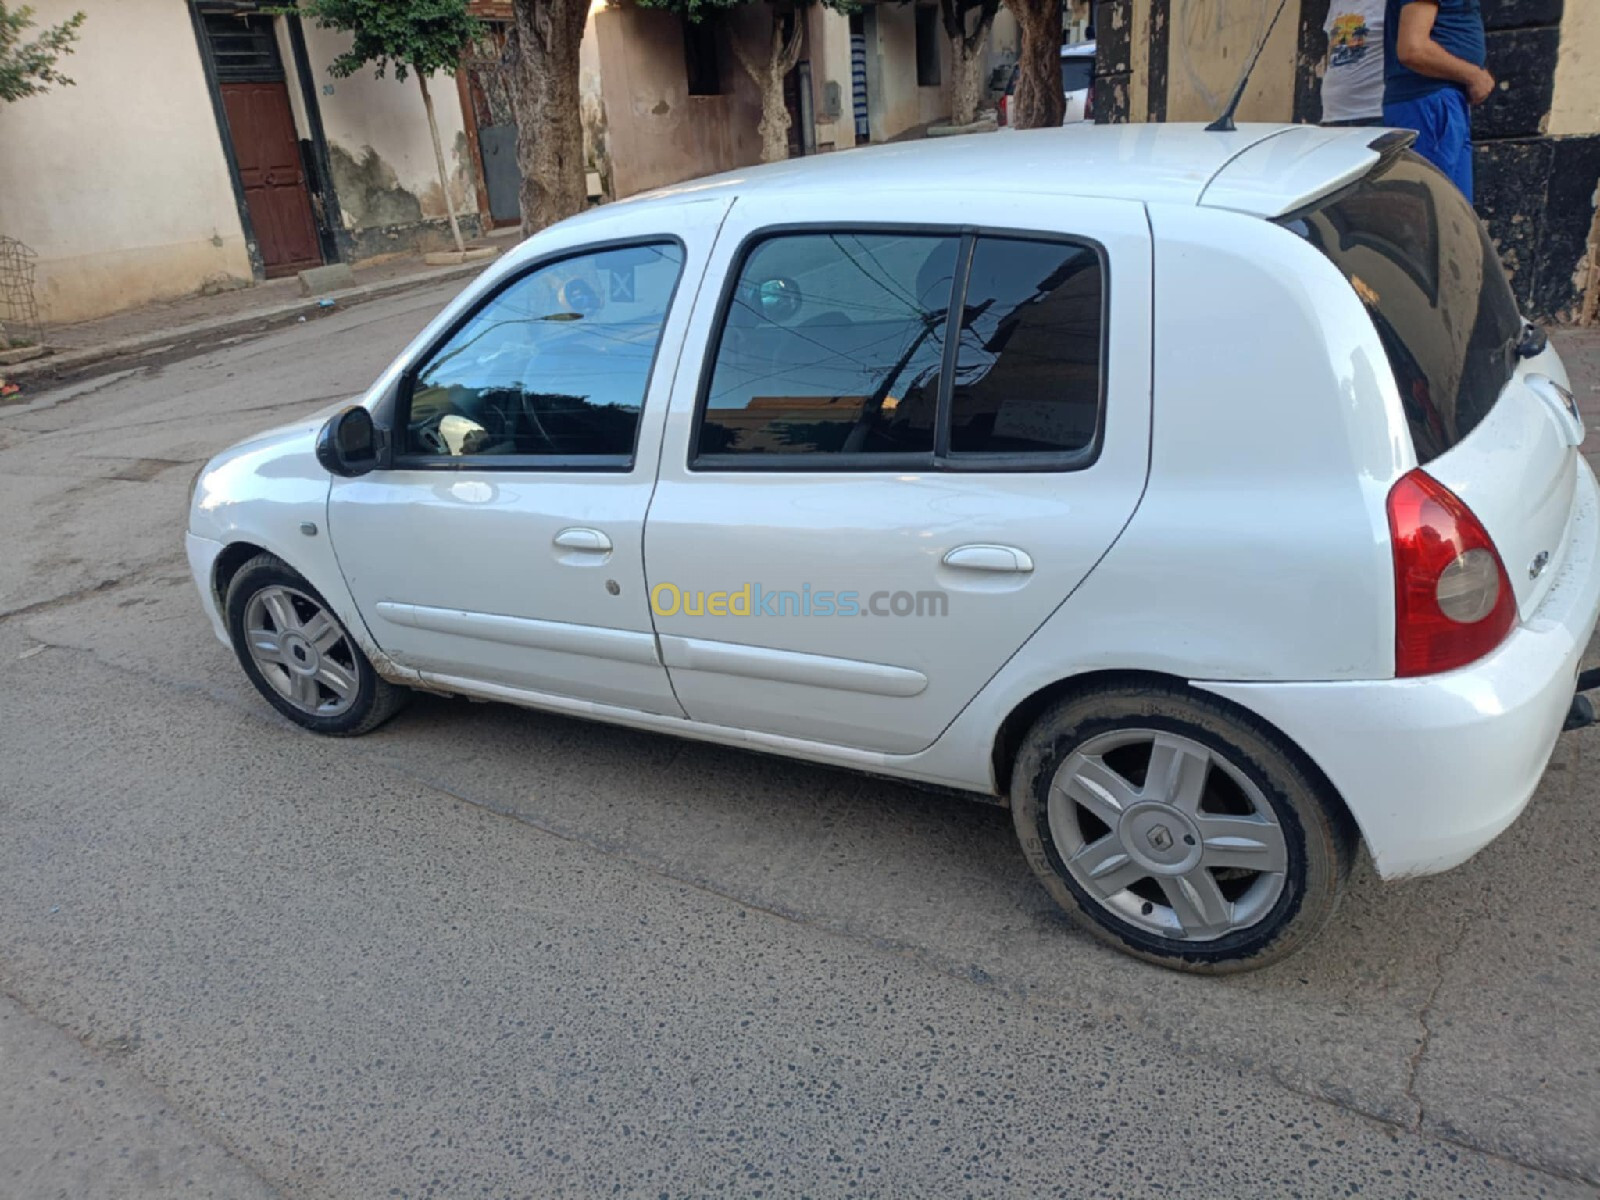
[2,284,1598,1198]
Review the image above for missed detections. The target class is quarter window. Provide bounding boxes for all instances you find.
[403,242,684,462]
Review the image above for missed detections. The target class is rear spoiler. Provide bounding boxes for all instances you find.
[1198,128,1417,221]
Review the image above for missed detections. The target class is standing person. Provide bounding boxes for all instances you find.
[1322,1,1386,126]
[1382,0,1495,199]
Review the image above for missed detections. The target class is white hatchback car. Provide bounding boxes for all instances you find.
[187,124,1600,972]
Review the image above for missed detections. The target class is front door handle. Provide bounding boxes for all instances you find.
[553,527,612,553]
[942,544,1034,574]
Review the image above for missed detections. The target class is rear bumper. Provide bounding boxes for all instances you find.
[1199,459,1600,879]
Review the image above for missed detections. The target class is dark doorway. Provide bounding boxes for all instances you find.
[201,12,323,277]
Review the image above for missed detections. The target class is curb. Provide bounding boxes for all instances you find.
[3,259,487,388]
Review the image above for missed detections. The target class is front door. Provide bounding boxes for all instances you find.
[643,191,1154,754]
[203,13,322,277]
[329,206,728,713]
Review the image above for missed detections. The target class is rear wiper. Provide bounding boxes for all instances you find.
[1516,321,1549,360]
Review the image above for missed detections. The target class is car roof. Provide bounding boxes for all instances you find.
[1061,41,1096,57]
[608,123,1383,216]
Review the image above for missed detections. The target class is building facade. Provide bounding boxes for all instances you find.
[0,1,483,325]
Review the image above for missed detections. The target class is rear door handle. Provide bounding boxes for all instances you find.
[553,527,612,553]
[942,544,1034,573]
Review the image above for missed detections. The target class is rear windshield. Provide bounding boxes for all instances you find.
[1285,150,1522,463]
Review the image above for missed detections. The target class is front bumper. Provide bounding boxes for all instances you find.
[186,532,229,647]
[1199,460,1600,880]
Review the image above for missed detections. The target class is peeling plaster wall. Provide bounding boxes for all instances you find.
[0,0,251,324]
[300,24,480,257]
[592,6,765,200]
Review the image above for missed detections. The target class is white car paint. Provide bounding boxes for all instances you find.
[186,123,1600,890]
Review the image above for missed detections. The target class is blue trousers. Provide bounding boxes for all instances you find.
[1384,88,1473,199]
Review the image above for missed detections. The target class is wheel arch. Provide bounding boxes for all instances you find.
[212,540,270,611]
[988,669,1361,857]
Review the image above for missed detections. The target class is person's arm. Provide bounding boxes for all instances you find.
[1395,1,1496,104]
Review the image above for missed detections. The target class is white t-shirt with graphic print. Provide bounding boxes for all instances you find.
[1322,0,1387,122]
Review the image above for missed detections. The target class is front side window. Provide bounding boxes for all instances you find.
[403,242,684,462]
[695,229,1106,469]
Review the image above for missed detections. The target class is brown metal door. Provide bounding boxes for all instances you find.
[220,80,322,277]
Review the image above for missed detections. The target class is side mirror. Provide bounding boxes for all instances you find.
[316,405,380,478]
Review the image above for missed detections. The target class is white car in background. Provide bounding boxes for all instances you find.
[186,124,1600,973]
[999,41,1097,126]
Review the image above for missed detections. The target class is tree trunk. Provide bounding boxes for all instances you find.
[506,0,590,236]
[732,11,804,164]
[1010,0,1066,129]
[941,0,998,127]
[417,72,467,256]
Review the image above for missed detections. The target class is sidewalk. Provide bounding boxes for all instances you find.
[2,237,517,393]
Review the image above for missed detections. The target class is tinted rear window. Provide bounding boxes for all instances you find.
[1285,151,1522,463]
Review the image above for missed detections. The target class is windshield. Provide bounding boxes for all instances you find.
[1285,150,1523,464]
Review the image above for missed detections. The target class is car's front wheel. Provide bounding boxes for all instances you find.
[1010,682,1352,973]
[225,552,408,736]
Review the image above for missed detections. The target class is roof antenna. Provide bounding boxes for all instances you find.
[1206,0,1293,133]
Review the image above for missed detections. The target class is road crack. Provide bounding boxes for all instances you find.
[1402,884,1496,1133]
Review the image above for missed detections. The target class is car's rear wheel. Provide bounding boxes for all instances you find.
[225,552,407,736]
[1010,682,1351,973]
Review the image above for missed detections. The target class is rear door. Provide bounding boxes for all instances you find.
[642,190,1153,754]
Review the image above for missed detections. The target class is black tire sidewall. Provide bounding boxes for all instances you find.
[1012,688,1342,972]
[225,555,382,736]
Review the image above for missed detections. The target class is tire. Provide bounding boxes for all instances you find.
[224,552,408,737]
[1010,681,1352,974]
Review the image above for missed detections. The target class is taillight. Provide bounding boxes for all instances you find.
[1387,468,1516,677]
[999,95,1008,126]
[1085,85,1094,121]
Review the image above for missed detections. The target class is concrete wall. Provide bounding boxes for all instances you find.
[591,6,765,200]
[0,0,252,325]
[300,24,479,257]
[1163,0,1301,123]
[807,7,857,151]
[862,3,953,142]
[1551,0,1600,138]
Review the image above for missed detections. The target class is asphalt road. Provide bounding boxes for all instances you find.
[2,284,1598,1199]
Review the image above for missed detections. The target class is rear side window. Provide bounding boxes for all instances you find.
[1061,57,1093,93]
[1287,151,1522,464]
[694,230,1106,469]
[698,232,956,457]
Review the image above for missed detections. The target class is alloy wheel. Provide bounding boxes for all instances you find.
[1047,729,1289,941]
[242,585,359,718]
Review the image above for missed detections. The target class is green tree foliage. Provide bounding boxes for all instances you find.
[287,0,481,81]
[0,3,85,102]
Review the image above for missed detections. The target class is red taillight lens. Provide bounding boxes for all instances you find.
[999,95,1009,126]
[1085,85,1094,120]
[1387,468,1516,677]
